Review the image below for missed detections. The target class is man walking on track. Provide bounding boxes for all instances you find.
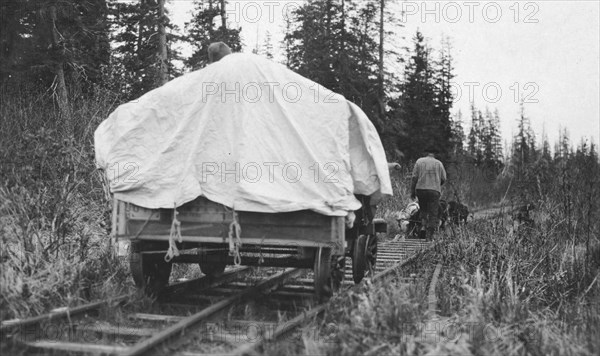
[411,146,447,240]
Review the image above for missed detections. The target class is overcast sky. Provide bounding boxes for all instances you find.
[168,0,600,149]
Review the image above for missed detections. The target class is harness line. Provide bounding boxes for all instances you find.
[165,204,182,263]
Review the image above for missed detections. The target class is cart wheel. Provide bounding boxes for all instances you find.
[352,234,378,284]
[367,235,378,276]
[130,246,172,297]
[313,247,342,300]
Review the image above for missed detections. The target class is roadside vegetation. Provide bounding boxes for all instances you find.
[0,85,130,321]
[301,150,600,356]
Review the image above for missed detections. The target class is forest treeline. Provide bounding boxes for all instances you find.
[2,0,597,165]
[0,0,504,163]
[1,0,598,203]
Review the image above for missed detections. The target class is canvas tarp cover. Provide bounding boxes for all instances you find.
[94,53,392,216]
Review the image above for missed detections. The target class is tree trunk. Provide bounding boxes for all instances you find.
[54,63,70,120]
[341,0,345,47]
[157,0,168,85]
[340,0,346,92]
[378,0,385,118]
[325,0,332,38]
[48,3,72,136]
[284,16,292,67]
[137,1,144,57]
[220,0,226,29]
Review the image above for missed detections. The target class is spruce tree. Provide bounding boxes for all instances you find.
[388,30,455,162]
[511,101,538,197]
[467,104,484,165]
[284,0,382,127]
[1,0,111,135]
[450,110,466,156]
[491,109,504,166]
[433,36,455,161]
[393,30,437,161]
[260,31,274,59]
[108,0,181,99]
[185,0,241,70]
[482,107,502,171]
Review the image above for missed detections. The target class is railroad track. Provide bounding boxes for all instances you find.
[1,238,434,356]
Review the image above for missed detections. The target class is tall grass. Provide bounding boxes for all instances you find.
[300,213,599,355]
[0,82,130,320]
[433,218,599,356]
[300,151,600,355]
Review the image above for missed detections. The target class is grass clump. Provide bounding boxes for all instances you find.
[302,202,599,355]
[0,84,131,321]
[433,219,599,356]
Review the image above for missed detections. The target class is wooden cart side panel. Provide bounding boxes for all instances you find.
[238,211,332,227]
[114,198,347,249]
[331,216,345,255]
[127,220,226,239]
[125,219,337,243]
[115,200,127,236]
[111,198,118,238]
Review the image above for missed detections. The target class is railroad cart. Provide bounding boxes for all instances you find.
[99,54,394,300]
[113,195,387,299]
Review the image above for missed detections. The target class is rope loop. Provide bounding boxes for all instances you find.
[258,236,265,265]
[165,204,182,263]
[228,209,242,266]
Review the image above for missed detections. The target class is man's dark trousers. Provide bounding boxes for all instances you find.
[416,189,440,239]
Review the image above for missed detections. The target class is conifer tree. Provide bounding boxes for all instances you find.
[491,109,504,164]
[482,108,503,171]
[285,0,346,90]
[511,101,538,194]
[157,0,168,85]
[1,0,111,135]
[388,30,455,162]
[450,110,466,156]
[467,104,484,164]
[393,30,437,160]
[284,0,383,127]
[109,0,181,99]
[433,36,455,160]
[185,0,241,70]
[260,31,274,59]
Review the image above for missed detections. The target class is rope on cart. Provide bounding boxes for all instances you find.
[228,208,242,266]
[165,204,182,262]
[258,236,265,264]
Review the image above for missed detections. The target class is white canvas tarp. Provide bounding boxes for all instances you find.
[94,53,392,216]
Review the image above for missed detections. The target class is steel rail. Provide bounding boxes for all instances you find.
[1,266,252,338]
[4,238,442,356]
[0,294,131,335]
[229,240,436,356]
[427,263,443,317]
[120,268,303,356]
[164,266,250,296]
